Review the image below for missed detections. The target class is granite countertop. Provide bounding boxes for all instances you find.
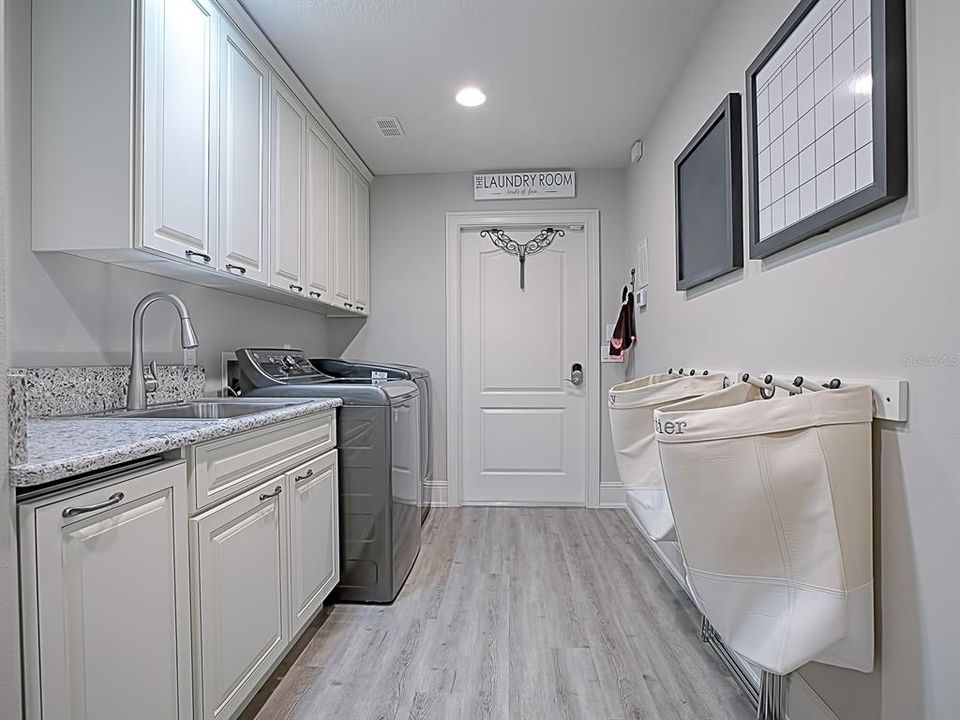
[11,398,342,488]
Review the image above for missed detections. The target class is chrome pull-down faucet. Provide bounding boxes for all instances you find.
[127,292,199,410]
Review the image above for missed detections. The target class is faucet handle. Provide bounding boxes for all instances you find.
[145,360,159,394]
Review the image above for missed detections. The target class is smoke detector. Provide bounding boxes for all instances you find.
[373,116,404,138]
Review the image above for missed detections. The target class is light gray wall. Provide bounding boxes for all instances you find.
[5,0,331,391]
[625,0,960,718]
[340,169,629,500]
[0,0,23,716]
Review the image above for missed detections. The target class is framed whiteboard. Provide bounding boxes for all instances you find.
[745,0,906,259]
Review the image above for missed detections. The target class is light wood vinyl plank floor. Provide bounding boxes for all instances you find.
[241,508,753,720]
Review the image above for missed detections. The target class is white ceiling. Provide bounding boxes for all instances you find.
[241,0,719,175]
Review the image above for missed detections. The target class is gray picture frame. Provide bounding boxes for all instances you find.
[674,92,744,291]
[746,0,907,259]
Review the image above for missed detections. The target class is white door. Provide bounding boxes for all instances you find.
[141,0,219,266]
[217,19,269,283]
[25,463,192,720]
[351,172,370,314]
[192,475,288,720]
[304,118,333,302]
[460,224,589,505]
[287,449,339,635]
[331,151,354,308]
[269,77,306,293]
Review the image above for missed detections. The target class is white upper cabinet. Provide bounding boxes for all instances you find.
[20,463,193,720]
[332,151,354,309]
[270,78,307,293]
[352,172,370,314]
[218,19,269,283]
[141,0,219,266]
[32,0,372,316]
[304,118,333,302]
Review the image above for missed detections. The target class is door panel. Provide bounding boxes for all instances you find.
[304,119,333,301]
[141,0,218,263]
[332,152,353,307]
[30,464,191,720]
[461,226,588,505]
[270,79,306,290]
[218,21,269,282]
[287,450,339,635]
[193,476,287,720]
[352,173,370,313]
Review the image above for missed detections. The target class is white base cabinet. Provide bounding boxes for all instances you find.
[19,412,341,720]
[19,462,194,720]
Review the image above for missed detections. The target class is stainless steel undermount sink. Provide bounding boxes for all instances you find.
[88,398,310,421]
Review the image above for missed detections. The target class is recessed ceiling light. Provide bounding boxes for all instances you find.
[455,86,486,107]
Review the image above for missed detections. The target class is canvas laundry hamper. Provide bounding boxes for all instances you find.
[655,383,874,675]
[608,373,725,541]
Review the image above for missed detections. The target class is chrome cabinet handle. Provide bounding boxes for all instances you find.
[344,302,353,308]
[63,492,124,518]
[356,305,365,312]
[309,291,323,299]
[259,485,283,501]
[289,284,303,293]
[225,263,247,275]
[185,250,211,263]
[294,469,314,482]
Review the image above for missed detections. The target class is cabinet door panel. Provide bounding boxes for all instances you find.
[193,476,287,720]
[304,120,333,301]
[218,21,269,282]
[27,463,191,720]
[142,0,218,264]
[352,174,370,313]
[288,450,339,635]
[270,79,306,291]
[332,152,353,307]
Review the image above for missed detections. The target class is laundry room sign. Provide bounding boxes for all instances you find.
[473,170,576,200]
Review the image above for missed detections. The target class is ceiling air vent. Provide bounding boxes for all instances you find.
[374,116,404,138]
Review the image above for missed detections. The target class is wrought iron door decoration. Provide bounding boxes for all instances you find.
[480,227,564,290]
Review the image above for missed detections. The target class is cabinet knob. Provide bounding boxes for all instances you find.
[185,249,211,263]
[259,485,283,501]
[289,284,303,293]
[225,263,247,275]
[62,492,124,518]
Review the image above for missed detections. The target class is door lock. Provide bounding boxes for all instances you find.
[566,362,584,386]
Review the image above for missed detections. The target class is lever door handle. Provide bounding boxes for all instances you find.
[565,362,584,386]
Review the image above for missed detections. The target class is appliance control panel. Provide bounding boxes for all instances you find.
[235,348,330,385]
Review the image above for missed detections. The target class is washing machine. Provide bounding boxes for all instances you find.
[311,358,433,522]
[234,348,421,603]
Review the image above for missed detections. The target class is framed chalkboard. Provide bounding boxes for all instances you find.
[674,93,743,291]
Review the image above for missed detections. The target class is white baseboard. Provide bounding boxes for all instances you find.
[425,482,448,507]
[599,484,626,507]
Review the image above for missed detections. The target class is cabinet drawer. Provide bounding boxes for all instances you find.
[189,410,335,512]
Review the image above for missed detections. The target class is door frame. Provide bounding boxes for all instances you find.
[445,209,601,508]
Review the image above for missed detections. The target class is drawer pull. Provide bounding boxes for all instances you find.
[185,249,211,263]
[344,302,353,308]
[309,291,323,299]
[225,263,247,275]
[259,485,283,501]
[62,492,124,518]
[289,284,303,293]
[294,469,314,482]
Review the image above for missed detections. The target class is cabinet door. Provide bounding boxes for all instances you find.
[23,463,192,720]
[218,20,269,283]
[331,151,354,308]
[287,450,339,636]
[269,78,306,293]
[142,0,219,266]
[192,475,288,720]
[351,172,370,314]
[304,119,333,302]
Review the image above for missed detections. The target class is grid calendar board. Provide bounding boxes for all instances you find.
[753,0,873,242]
